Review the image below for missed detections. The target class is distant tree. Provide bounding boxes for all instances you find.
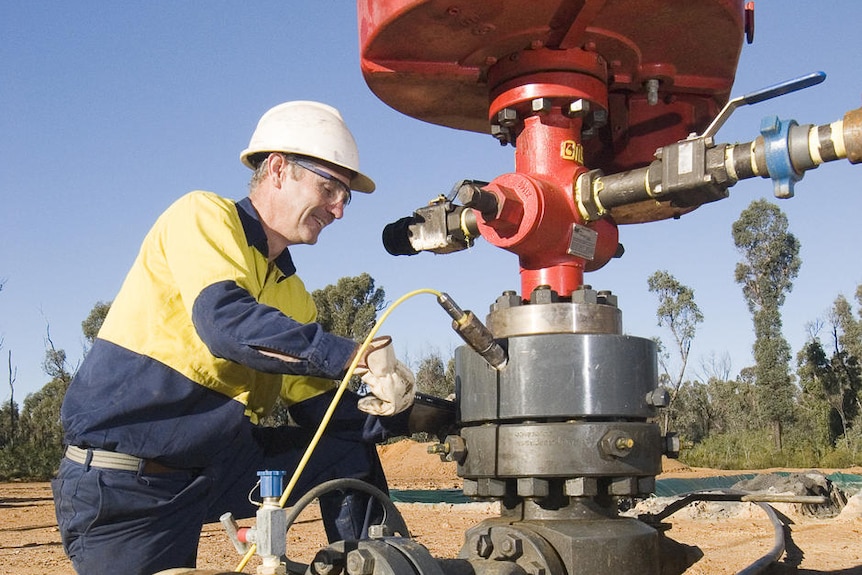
[11,326,74,477]
[2,350,17,448]
[712,368,761,434]
[832,289,862,365]
[0,277,5,351]
[0,303,109,479]
[312,273,386,342]
[415,352,455,399]
[732,199,800,449]
[647,270,703,434]
[797,293,862,447]
[0,281,18,453]
[695,351,734,384]
[82,301,111,347]
[669,380,711,443]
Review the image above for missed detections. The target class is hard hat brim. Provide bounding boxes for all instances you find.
[350,171,375,194]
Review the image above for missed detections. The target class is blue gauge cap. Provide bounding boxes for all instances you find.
[257,470,286,499]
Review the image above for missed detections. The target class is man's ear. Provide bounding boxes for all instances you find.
[267,153,284,188]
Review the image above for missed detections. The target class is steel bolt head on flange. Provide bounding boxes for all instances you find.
[346,549,375,575]
[311,549,344,575]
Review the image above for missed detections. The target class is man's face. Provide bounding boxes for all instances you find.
[272,156,352,246]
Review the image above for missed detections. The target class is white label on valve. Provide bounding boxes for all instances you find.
[678,141,694,174]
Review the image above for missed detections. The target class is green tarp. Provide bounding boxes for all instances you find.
[389,473,862,504]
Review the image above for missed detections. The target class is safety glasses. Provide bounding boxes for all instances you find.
[288,156,352,207]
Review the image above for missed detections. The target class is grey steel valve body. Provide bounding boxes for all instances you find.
[450,287,672,575]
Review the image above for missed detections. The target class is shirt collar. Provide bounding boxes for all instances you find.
[235,197,297,279]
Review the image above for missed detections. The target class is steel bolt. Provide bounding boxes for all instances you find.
[596,290,618,307]
[311,549,343,575]
[475,533,494,558]
[565,476,598,497]
[498,534,523,560]
[566,99,591,117]
[601,430,635,458]
[616,437,635,450]
[610,477,638,496]
[346,549,375,575]
[530,285,558,304]
[517,477,549,498]
[570,286,598,304]
[531,98,552,114]
[664,432,681,458]
[497,108,518,127]
[592,108,608,129]
[494,290,522,310]
[645,78,660,106]
[490,124,511,146]
[443,435,467,463]
[646,388,670,408]
[638,476,656,495]
[368,524,392,538]
[526,561,547,575]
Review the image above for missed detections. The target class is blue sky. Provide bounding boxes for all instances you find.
[1,2,861,400]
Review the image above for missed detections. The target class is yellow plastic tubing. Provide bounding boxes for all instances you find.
[235,288,443,572]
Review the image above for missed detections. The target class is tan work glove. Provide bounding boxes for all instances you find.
[354,337,415,416]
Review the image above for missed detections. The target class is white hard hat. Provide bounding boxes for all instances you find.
[240,101,375,193]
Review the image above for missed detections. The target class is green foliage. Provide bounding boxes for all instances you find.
[0,364,72,480]
[0,400,18,448]
[681,425,860,469]
[0,305,88,480]
[732,199,801,444]
[0,443,63,480]
[732,199,800,312]
[415,353,455,399]
[81,301,111,345]
[312,272,385,342]
[797,294,862,448]
[647,270,703,434]
[669,375,759,445]
[667,381,711,444]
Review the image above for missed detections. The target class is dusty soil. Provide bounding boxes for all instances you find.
[1,441,860,574]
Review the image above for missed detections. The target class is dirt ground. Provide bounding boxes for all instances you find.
[1,441,860,574]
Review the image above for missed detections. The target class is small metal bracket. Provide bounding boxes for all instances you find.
[566,223,598,260]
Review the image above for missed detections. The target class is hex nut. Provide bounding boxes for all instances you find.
[443,435,467,463]
[601,430,635,458]
[311,549,343,575]
[497,534,523,560]
[475,533,494,558]
[346,549,375,575]
[646,388,670,408]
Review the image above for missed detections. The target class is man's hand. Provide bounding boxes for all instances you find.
[354,337,415,416]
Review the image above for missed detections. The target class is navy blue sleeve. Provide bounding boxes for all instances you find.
[192,280,357,379]
[289,389,412,444]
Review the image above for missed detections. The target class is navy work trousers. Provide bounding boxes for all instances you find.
[52,424,388,575]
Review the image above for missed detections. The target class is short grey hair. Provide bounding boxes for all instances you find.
[248,153,299,192]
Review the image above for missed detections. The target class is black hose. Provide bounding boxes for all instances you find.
[281,477,412,573]
[641,489,785,575]
[736,501,785,575]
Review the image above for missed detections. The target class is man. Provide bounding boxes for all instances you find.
[53,101,415,575]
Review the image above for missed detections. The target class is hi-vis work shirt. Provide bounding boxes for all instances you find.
[61,192,357,467]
